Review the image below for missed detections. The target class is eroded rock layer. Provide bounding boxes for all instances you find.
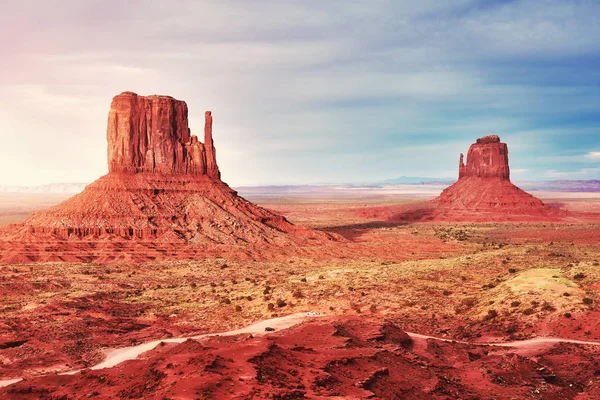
[0,92,332,264]
[434,135,561,219]
[107,92,219,177]
[458,135,509,180]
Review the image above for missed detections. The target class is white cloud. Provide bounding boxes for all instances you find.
[543,168,600,180]
[0,0,598,185]
[586,152,600,161]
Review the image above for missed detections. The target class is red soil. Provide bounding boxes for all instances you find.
[2,316,598,399]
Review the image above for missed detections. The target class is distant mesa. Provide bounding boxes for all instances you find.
[434,134,557,217]
[0,92,332,264]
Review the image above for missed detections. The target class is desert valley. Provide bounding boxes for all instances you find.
[0,91,598,400]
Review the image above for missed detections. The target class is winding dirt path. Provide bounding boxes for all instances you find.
[0,313,312,388]
[406,332,600,348]
[2,313,600,389]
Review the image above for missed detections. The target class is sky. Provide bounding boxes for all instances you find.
[0,0,599,186]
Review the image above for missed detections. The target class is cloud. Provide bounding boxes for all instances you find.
[586,152,600,161]
[542,168,600,180]
[0,0,599,185]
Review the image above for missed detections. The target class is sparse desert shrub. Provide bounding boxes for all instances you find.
[276,299,286,308]
[508,268,517,273]
[506,325,518,334]
[246,296,252,301]
[574,273,586,280]
[541,303,556,312]
[523,308,535,315]
[484,310,498,320]
[292,289,304,299]
[510,301,521,307]
[564,313,572,318]
[454,298,477,314]
[235,305,242,312]
[443,290,452,296]
[300,278,307,283]
[319,275,325,280]
[583,298,594,305]
[563,292,571,297]
[190,282,197,288]
[220,264,228,269]
[267,303,275,311]
[369,304,377,313]
[329,306,335,311]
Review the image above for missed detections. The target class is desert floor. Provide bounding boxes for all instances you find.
[0,188,599,399]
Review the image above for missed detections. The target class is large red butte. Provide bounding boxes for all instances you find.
[0,92,328,264]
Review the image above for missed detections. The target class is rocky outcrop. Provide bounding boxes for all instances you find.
[107,92,219,178]
[434,135,559,219]
[0,92,331,264]
[204,111,220,180]
[458,135,509,180]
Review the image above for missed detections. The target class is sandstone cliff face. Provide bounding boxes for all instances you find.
[0,92,331,264]
[458,135,510,180]
[107,92,219,178]
[435,135,555,217]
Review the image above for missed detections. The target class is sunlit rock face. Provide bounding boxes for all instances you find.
[458,135,510,180]
[107,92,219,178]
[0,92,331,264]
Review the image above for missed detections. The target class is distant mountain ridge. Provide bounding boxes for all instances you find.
[0,180,598,194]
[0,183,88,194]
[382,176,455,185]
[516,180,600,193]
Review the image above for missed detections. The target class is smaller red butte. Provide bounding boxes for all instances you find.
[435,135,558,218]
[459,134,509,180]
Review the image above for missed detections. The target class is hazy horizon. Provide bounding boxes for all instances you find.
[1,0,599,186]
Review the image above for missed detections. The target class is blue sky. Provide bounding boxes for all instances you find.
[0,0,598,185]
